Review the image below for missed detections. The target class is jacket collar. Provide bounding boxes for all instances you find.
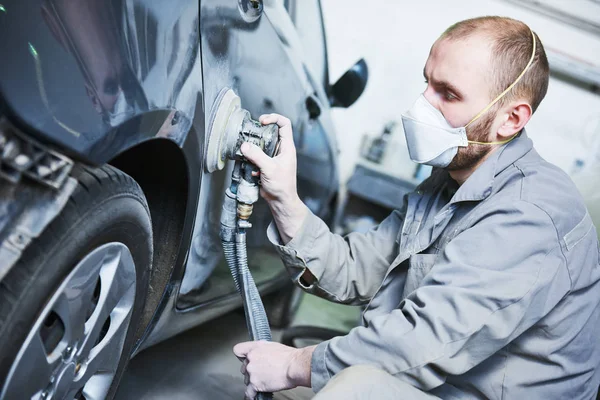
[446,129,533,204]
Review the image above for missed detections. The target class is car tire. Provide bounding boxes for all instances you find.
[0,165,153,400]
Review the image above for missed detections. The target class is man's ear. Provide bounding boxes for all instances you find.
[497,101,532,138]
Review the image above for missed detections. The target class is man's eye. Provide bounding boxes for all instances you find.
[444,92,457,101]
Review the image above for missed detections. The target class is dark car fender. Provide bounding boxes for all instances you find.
[0,0,205,347]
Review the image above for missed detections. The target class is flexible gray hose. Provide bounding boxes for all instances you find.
[223,237,272,341]
[222,233,273,400]
[236,232,272,342]
[223,241,241,295]
[235,232,273,400]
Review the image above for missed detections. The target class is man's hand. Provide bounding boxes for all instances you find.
[241,113,307,243]
[233,340,316,399]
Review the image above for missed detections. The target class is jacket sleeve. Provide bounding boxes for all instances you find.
[309,200,572,392]
[267,206,405,305]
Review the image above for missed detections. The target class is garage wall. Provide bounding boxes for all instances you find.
[321,0,600,185]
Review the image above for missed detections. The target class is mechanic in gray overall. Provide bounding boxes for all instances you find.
[234,16,600,400]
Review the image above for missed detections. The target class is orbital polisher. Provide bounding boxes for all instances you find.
[206,88,280,400]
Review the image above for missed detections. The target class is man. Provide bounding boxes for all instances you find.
[234,16,600,399]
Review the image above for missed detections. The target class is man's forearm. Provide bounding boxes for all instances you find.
[268,196,309,244]
[268,209,404,304]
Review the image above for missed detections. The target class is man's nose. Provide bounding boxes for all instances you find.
[423,86,441,111]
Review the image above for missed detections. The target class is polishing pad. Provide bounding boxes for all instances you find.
[205,88,243,173]
[205,88,280,173]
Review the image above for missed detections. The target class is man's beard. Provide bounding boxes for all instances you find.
[446,112,496,171]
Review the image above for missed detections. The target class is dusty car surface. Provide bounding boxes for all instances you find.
[0,0,367,398]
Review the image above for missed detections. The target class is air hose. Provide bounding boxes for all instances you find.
[236,231,273,342]
[207,88,280,399]
[220,161,273,400]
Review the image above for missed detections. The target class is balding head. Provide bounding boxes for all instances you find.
[418,16,549,177]
[439,16,549,113]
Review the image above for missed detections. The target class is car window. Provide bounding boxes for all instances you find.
[288,0,328,88]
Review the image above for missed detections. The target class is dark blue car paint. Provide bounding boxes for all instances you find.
[0,0,340,352]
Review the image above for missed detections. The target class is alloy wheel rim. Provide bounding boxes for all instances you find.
[1,243,137,400]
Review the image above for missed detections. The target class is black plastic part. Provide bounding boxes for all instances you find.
[329,58,369,108]
[305,95,322,120]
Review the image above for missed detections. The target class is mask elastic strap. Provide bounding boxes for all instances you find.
[464,29,537,131]
[468,134,518,146]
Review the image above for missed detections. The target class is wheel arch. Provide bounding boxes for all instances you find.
[108,134,200,345]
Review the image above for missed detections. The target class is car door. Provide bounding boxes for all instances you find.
[178,0,337,305]
[286,0,338,218]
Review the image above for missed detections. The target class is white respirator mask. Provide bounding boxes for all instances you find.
[401,29,537,168]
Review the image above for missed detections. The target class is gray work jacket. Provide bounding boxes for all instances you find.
[268,131,600,399]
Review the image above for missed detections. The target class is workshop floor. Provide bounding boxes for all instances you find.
[115,294,361,400]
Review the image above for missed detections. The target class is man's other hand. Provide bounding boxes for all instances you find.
[233,340,315,399]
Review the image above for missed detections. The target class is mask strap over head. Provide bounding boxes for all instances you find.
[465,29,537,146]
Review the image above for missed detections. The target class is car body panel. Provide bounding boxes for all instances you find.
[0,0,206,352]
[0,0,203,164]
[0,0,341,354]
[142,0,340,349]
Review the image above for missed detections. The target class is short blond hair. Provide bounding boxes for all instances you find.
[440,16,550,113]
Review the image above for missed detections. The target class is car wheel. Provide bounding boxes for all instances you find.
[0,165,153,400]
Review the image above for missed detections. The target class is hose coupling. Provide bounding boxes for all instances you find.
[237,203,254,220]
